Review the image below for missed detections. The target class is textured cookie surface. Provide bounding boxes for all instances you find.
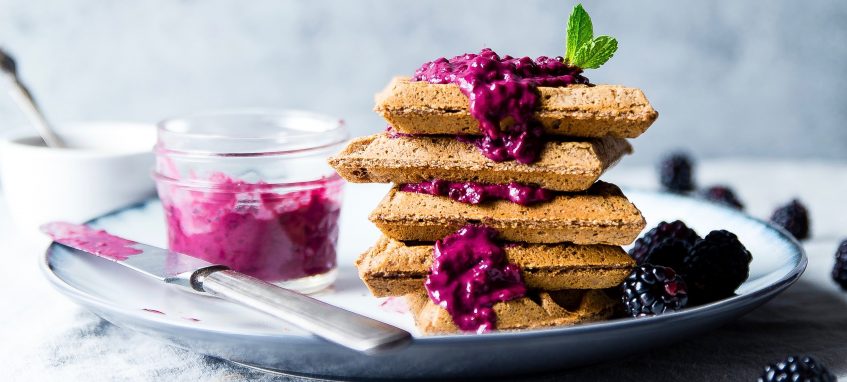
[328,133,631,192]
[406,290,617,335]
[375,77,658,139]
[369,182,645,245]
[356,236,634,297]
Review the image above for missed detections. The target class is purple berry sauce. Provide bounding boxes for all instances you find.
[159,173,343,282]
[385,125,414,139]
[425,225,526,333]
[399,179,554,206]
[412,48,587,164]
[42,222,143,261]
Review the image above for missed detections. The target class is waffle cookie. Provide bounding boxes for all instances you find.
[406,289,616,335]
[369,181,645,245]
[328,133,631,192]
[375,77,658,139]
[357,236,634,297]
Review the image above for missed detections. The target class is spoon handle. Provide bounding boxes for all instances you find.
[1,48,65,148]
[7,85,65,148]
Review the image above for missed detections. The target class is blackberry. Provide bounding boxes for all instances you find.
[770,199,810,240]
[831,239,847,290]
[759,355,835,382]
[621,265,688,317]
[658,152,695,193]
[683,230,752,304]
[628,220,700,271]
[0,48,16,74]
[700,185,744,210]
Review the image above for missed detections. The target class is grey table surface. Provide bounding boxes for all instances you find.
[3,159,846,381]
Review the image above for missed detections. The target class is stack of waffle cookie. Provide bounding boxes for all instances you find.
[330,76,657,335]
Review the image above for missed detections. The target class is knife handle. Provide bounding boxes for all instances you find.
[194,268,412,354]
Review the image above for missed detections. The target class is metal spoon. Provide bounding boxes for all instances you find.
[0,47,66,148]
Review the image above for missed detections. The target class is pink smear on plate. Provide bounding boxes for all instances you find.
[379,297,410,315]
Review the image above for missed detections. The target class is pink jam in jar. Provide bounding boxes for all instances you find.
[154,111,347,293]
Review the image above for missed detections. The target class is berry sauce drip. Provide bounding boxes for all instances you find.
[425,225,526,333]
[385,125,413,139]
[41,222,143,261]
[399,179,554,206]
[412,48,588,164]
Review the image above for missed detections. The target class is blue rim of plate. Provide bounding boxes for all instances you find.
[38,189,808,345]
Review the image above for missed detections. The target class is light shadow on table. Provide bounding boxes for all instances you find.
[518,280,847,382]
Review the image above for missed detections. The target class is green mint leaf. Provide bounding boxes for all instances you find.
[565,4,593,64]
[572,35,618,69]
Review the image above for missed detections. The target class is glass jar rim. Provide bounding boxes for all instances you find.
[152,171,344,190]
[156,109,348,157]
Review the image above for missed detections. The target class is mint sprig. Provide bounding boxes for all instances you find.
[564,4,618,69]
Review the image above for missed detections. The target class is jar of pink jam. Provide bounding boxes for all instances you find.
[154,110,347,293]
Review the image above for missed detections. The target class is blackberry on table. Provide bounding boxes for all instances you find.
[770,199,810,240]
[658,152,695,193]
[683,230,752,304]
[700,185,744,210]
[758,355,835,382]
[628,220,701,271]
[831,239,847,290]
[621,265,688,317]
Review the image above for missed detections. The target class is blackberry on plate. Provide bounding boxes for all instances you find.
[831,239,847,290]
[658,152,695,193]
[700,185,744,210]
[758,355,835,382]
[628,220,700,271]
[770,199,810,240]
[683,230,752,304]
[621,265,688,317]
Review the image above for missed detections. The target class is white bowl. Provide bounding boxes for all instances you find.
[0,122,156,237]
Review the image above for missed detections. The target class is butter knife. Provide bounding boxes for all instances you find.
[41,222,411,354]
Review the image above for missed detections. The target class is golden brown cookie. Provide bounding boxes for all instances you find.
[356,236,634,297]
[369,182,645,245]
[405,289,617,335]
[328,133,631,192]
[374,77,658,139]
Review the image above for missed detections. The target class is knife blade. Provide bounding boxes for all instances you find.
[41,222,412,354]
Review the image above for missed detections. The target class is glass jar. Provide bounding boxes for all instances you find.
[154,110,347,293]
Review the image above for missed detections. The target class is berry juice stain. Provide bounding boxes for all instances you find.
[412,48,587,164]
[378,297,410,315]
[425,225,526,333]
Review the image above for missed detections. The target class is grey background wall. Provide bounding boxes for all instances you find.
[0,0,844,163]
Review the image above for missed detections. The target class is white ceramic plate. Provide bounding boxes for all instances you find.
[41,185,806,380]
